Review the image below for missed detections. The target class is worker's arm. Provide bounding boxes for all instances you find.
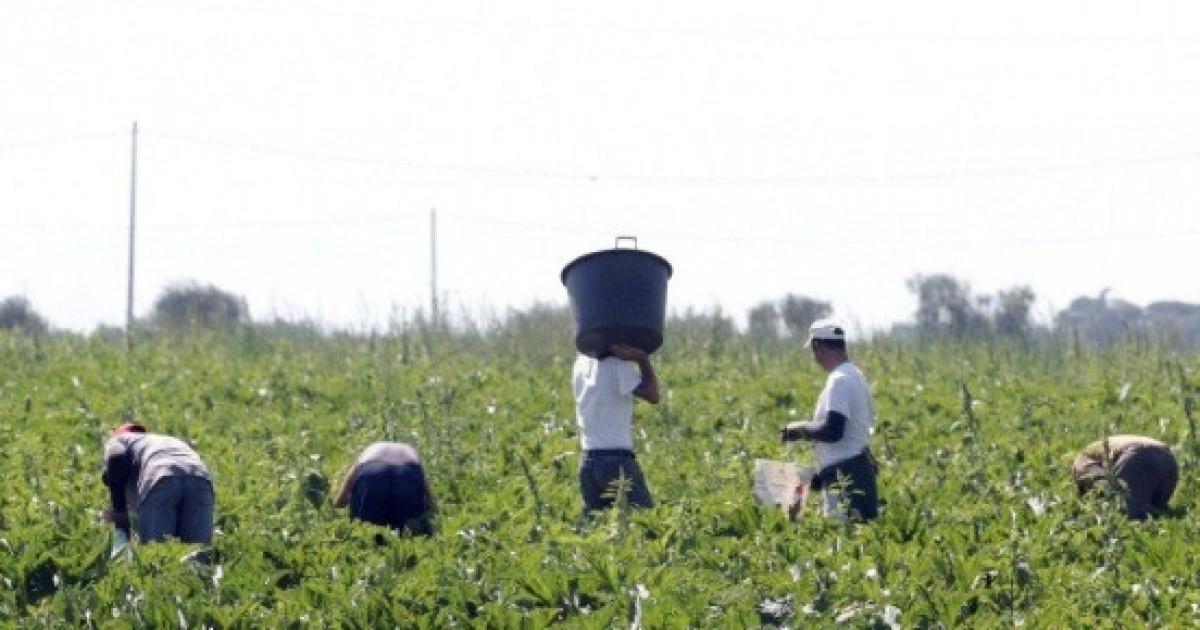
[100,444,133,531]
[424,476,437,514]
[333,464,359,508]
[781,410,848,443]
[610,344,660,404]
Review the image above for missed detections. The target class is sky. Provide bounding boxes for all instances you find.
[2,0,1199,333]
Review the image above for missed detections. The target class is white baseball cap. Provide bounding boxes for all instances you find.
[804,318,846,347]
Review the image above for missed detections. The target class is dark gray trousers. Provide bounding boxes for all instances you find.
[138,475,215,544]
[1114,444,1178,520]
[812,450,879,522]
[579,450,654,511]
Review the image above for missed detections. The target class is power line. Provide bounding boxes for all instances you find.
[2,208,1197,248]
[0,130,124,153]
[145,129,1200,186]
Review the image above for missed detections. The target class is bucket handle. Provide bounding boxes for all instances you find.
[615,235,638,249]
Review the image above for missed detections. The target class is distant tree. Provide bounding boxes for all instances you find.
[886,322,920,343]
[0,296,48,335]
[777,294,831,338]
[495,302,573,344]
[746,301,781,341]
[993,285,1036,339]
[467,301,576,362]
[1053,290,1142,346]
[1143,301,1200,347]
[152,281,249,330]
[667,306,737,354]
[906,274,988,339]
[90,324,127,344]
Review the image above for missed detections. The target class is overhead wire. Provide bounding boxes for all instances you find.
[145,129,1200,187]
[1,127,1198,248]
[0,130,125,154]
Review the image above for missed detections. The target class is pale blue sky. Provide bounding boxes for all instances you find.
[3,0,1199,332]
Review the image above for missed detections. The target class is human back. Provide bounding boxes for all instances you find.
[101,423,215,546]
[571,344,659,512]
[810,361,874,469]
[355,441,420,467]
[335,441,434,535]
[1072,434,1177,520]
[106,432,211,511]
[572,354,641,451]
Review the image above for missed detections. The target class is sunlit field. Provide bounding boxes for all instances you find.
[2,329,1198,626]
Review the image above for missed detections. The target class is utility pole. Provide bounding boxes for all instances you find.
[430,207,439,326]
[125,121,138,349]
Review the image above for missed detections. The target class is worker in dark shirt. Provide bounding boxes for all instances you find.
[101,422,215,544]
[334,442,435,535]
[1073,435,1178,520]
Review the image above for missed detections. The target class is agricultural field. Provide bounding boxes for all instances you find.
[2,328,1199,627]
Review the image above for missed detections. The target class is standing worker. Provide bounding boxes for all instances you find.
[781,319,879,521]
[334,441,436,535]
[574,343,660,512]
[1072,435,1178,520]
[101,421,215,544]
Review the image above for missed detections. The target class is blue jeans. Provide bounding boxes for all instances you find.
[579,450,654,512]
[350,461,433,535]
[137,475,215,544]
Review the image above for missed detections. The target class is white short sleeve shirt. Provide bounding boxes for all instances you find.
[810,361,875,469]
[573,355,643,450]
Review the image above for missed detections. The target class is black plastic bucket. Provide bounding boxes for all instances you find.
[561,237,673,357]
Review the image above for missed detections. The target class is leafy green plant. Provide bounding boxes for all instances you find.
[1,331,1198,625]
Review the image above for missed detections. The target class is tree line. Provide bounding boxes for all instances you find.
[3,275,1200,348]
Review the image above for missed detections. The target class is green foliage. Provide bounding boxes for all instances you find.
[1,330,1198,625]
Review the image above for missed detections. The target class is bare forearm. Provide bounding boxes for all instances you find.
[424,481,437,514]
[102,451,132,516]
[333,468,355,507]
[634,358,660,404]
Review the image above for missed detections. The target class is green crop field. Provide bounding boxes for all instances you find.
[2,329,1199,627]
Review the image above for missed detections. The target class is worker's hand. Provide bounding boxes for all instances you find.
[780,422,807,443]
[609,344,648,362]
[101,510,130,527]
[787,493,807,521]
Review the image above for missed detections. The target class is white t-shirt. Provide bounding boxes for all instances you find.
[573,355,643,450]
[810,361,875,469]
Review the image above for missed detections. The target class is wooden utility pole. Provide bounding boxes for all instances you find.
[430,207,439,325]
[126,122,137,348]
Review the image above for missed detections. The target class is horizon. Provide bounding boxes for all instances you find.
[5,278,1191,338]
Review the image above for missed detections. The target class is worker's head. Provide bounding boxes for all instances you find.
[1074,468,1117,497]
[111,421,147,437]
[804,319,848,370]
[1072,454,1107,496]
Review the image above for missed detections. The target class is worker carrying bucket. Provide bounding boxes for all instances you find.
[562,237,671,512]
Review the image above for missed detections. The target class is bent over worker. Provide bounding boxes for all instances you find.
[1073,435,1178,520]
[573,343,660,512]
[334,441,435,535]
[781,319,879,522]
[101,421,215,544]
